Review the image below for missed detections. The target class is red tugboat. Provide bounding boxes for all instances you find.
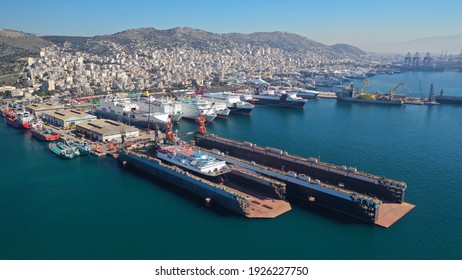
[5,110,36,129]
[5,112,22,128]
[18,111,35,129]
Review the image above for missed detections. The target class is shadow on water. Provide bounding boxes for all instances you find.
[116,159,240,219]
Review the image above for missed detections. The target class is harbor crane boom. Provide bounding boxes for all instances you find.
[359,79,369,94]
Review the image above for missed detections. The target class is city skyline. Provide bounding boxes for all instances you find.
[2,0,462,52]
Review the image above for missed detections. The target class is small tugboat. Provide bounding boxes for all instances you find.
[48,142,75,159]
[91,144,106,157]
[71,141,92,156]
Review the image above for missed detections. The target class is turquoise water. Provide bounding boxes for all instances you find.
[1,72,461,260]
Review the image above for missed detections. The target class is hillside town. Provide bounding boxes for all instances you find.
[1,35,381,98]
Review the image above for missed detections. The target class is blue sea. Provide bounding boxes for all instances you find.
[0,71,461,259]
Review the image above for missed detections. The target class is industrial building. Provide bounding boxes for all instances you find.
[42,109,96,129]
[26,102,65,116]
[76,119,139,142]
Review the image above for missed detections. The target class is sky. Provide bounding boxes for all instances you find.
[2,0,462,51]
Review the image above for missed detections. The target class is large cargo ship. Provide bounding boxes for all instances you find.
[194,132,414,227]
[118,149,291,218]
[336,82,404,105]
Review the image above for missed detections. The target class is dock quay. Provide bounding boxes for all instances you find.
[44,122,164,157]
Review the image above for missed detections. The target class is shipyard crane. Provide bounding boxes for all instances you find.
[190,78,205,94]
[359,79,369,94]
[388,82,406,100]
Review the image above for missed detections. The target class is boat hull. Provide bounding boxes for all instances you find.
[6,117,22,128]
[195,133,405,203]
[31,130,60,141]
[337,97,403,105]
[252,96,306,109]
[200,147,379,223]
[118,152,247,215]
[434,97,462,104]
[228,107,253,115]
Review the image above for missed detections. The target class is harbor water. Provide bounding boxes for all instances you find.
[1,72,461,259]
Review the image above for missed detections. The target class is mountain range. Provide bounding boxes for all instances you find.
[41,27,366,56]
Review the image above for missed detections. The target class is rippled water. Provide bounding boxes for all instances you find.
[1,72,461,259]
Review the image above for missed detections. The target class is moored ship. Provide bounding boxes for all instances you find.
[5,113,22,128]
[295,89,319,99]
[5,111,37,129]
[155,143,231,181]
[135,93,183,122]
[177,97,217,122]
[434,89,462,104]
[95,96,170,128]
[48,142,75,159]
[336,82,404,105]
[253,87,307,108]
[118,148,291,218]
[31,126,60,141]
[201,92,254,115]
[117,115,291,218]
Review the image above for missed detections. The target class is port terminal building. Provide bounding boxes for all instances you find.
[42,109,97,129]
[76,119,139,143]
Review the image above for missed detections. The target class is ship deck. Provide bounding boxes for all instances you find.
[375,202,415,228]
[224,181,291,218]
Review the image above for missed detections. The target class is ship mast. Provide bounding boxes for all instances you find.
[147,91,151,133]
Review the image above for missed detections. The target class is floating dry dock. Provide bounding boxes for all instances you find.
[194,133,415,227]
[118,149,291,218]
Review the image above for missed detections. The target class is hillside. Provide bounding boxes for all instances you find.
[44,27,365,57]
[0,29,51,85]
[330,44,367,56]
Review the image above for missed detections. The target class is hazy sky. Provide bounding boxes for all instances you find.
[2,0,462,48]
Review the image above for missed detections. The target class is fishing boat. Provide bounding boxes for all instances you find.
[67,141,91,156]
[48,142,75,159]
